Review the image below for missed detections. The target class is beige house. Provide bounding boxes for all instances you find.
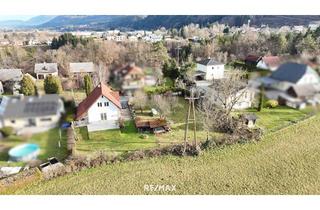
[34,63,59,80]
[69,62,95,87]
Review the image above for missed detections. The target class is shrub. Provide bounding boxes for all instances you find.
[20,75,36,96]
[0,126,14,137]
[265,99,279,108]
[201,139,217,150]
[44,75,62,94]
[139,134,149,139]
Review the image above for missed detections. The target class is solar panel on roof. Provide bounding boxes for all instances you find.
[23,101,58,114]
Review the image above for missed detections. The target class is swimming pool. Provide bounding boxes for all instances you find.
[8,143,40,162]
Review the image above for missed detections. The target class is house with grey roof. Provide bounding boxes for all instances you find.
[0,94,65,134]
[69,62,95,87]
[0,69,23,94]
[34,63,58,80]
[259,62,320,109]
[195,58,224,81]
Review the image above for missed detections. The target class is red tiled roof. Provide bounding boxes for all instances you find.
[76,83,121,120]
[262,56,281,67]
[245,55,261,62]
[116,63,144,77]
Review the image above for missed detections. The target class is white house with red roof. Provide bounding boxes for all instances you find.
[256,56,281,71]
[76,83,122,132]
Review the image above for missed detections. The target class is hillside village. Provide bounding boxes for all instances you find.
[1,19,320,193]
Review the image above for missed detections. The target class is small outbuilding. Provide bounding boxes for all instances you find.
[241,114,258,128]
[135,117,170,134]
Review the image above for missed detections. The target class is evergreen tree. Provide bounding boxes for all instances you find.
[20,75,36,96]
[84,75,93,96]
[44,75,62,94]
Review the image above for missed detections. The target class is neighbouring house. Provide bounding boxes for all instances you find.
[230,88,256,110]
[259,62,320,109]
[34,62,58,80]
[195,58,225,81]
[113,63,147,95]
[256,56,281,71]
[244,55,261,66]
[0,69,23,94]
[75,83,122,132]
[0,94,65,134]
[69,62,95,87]
[134,117,170,134]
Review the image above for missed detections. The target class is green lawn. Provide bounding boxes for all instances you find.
[12,113,320,195]
[0,128,68,166]
[244,106,314,132]
[75,121,158,155]
[61,90,86,104]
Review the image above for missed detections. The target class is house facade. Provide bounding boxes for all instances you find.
[0,94,65,134]
[113,63,147,95]
[69,62,95,87]
[260,62,320,109]
[76,83,122,132]
[0,69,23,94]
[34,63,59,80]
[195,58,224,81]
[256,56,281,71]
[225,88,256,110]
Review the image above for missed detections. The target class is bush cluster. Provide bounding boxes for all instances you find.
[0,126,14,137]
[265,99,279,108]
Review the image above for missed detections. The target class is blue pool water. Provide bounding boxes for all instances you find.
[9,143,40,162]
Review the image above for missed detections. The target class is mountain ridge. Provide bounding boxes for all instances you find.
[1,15,320,30]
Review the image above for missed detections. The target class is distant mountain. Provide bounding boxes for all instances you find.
[38,15,320,31]
[2,15,320,30]
[23,15,56,26]
[0,15,56,28]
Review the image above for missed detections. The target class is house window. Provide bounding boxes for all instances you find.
[11,120,15,124]
[100,113,107,120]
[97,102,103,107]
[104,102,109,106]
[212,66,215,70]
[40,118,52,122]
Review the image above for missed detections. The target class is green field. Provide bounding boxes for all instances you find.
[11,113,320,195]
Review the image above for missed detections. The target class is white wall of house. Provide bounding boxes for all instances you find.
[197,64,224,80]
[2,114,61,131]
[232,89,255,110]
[256,60,277,71]
[87,96,121,123]
[296,72,319,85]
[36,72,58,80]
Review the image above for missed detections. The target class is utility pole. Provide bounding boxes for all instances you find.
[183,87,199,153]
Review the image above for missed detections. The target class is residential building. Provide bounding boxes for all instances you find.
[244,55,261,66]
[195,58,225,81]
[34,62,58,80]
[0,69,23,94]
[113,63,146,95]
[75,83,122,132]
[259,62,320,109]
[229,88,256,110]
[69,62,95,87]
[256,56,281,71]
[0,94,65,134]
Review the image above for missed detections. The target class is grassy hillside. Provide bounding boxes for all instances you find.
[10,113,320,195]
